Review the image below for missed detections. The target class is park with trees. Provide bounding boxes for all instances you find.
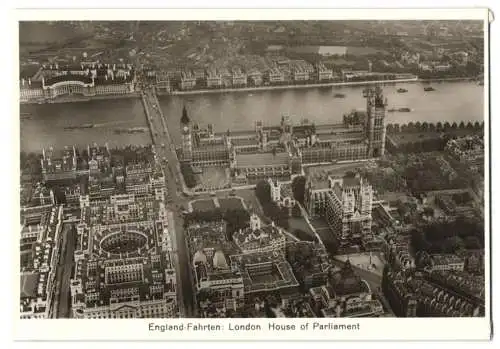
[410,215,484,255]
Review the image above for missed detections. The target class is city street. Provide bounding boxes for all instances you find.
[54,223,77,318]
[142,89,195,317]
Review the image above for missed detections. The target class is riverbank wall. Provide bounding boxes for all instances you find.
[160,76,480,97]
[20,92,140,105]
[163,78,419,96]
[160,76,479,97]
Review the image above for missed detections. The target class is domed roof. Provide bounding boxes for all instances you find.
[213,250,228,269]
[193,250,208,265]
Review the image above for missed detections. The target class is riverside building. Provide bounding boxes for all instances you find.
[316,63,333,81]
[232,67,248,87]
[178,88,387,186]
[206,68,222,88]
[20,63,136,103]
[41,146,77,182]
[180,70,197,90]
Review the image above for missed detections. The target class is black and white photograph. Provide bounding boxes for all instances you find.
[13,8,491,342]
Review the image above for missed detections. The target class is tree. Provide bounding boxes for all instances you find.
[224,209,250,241]
[181,105,190,125]
[443,236,465,254]
[437,122,443,131]
[463,236,481,250]
[422,122,429,131]
[415,121,422,131]
[423,206,434,217]
[459,121,465,129]
[278,206,290,229]
[255,180,271,205]
[474,121,481,130]
[451,122,458,129]
[292,203,302,217]
[466,122,474,129]
[444,122,451,130]
[291,176,306,205]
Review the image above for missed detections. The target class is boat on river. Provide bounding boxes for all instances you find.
[397,88,408,93]
[388,107,412,112]
[113,127,148,135]
[424,86,435,92]
[398,107,412,112]
[333,93,346,98]
[64,123,94,130]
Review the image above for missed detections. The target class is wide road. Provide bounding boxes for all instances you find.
[54,223,77,318]
[142,89,195,317]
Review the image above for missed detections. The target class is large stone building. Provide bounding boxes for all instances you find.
[305,173,374,247]
[20,63,136,103]
[20,205,64,319]
[41,146,77,182]
[229,251,300,303]
[232,214,287,254]
[186,221,245,317]
[70,194,177,318]
[178,88,387,186]
[309,261,385,317]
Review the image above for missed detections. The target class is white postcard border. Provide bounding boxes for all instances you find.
[11,7,492,342]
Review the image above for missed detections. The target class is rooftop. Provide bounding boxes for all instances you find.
[20,272,39,298]
[431,254,465,266]
[230,251,299,294]
[233,224,285,251]
[235,152,289,168]
[72,254,176,310]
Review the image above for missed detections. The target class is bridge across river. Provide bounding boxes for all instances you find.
[141,89,196,317]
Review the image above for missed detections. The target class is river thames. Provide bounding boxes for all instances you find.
[20,81,484,152]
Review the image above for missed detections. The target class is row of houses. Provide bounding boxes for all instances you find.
[153,61,337,91]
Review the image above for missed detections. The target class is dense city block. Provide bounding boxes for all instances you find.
[19,20,485,320]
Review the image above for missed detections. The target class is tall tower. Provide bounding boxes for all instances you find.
[250,214,261,231]
[363,86,387,158]
[280,114,292,144]
[180,105,192,161]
